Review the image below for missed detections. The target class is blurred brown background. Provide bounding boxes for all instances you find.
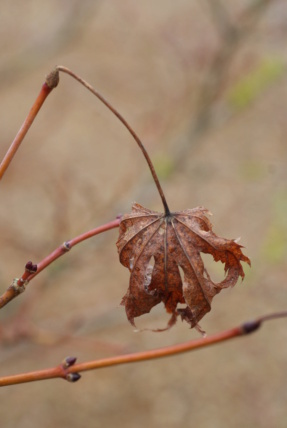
[0,1,287,427]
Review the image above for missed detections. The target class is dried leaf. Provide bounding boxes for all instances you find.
[117,203,250,331]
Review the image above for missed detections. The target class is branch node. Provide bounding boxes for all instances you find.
[10,278,27,294]
[62,241,71,251]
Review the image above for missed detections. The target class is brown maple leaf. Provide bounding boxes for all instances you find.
[117,203,250,331]
[49,69,250,332]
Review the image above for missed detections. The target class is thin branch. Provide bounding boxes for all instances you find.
[30,217,121,280]
[0,311,286,387]
[0,70,59,180]
[204,0,237,41]
[0,217,121,310]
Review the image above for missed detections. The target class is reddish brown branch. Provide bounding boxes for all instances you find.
[0,69,59,180]
[0,311,286,387]
[29,217,121,281]
[0,217,121,309]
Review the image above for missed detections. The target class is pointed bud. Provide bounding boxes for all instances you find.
[66,373,81,383]
[25,261,37,273]
[63,356,77,368]
[241,320,261,334]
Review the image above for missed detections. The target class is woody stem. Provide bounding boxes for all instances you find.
[1,310,286,386]
[0,69,59,180]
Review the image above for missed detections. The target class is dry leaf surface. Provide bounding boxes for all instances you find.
[117,203,250,331]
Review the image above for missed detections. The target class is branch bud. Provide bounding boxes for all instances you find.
[66,373,81,383]
[241,319,261,335]
[45,68,60,89]
[25,261,37,273]
[63,356,77,368]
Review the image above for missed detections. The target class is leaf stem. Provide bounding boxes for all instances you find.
[0,66,170,213]
[56,66,171,215]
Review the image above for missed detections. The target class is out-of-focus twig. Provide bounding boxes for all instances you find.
[195,0,271,132]
[0,0,99,87]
